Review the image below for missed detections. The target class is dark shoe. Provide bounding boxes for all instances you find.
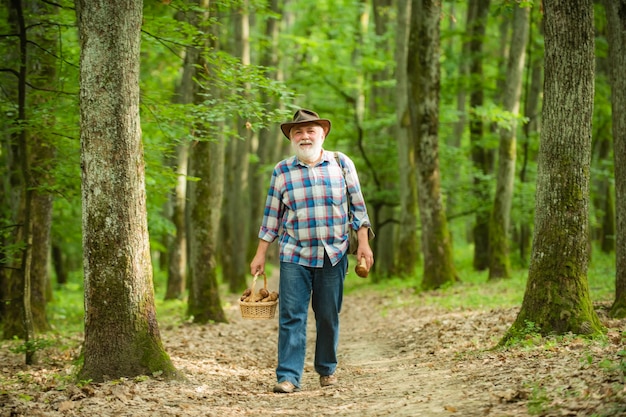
[273,381,299,393]
[320,374,337,387]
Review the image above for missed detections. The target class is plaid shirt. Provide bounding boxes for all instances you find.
[258,150,371,267]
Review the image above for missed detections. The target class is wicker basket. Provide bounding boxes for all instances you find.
[239,273,278,320]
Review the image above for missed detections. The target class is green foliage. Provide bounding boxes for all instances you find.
[0,0,618,345]
[0,239,26,268]
[501,320,543,348]
[598,341,626,384]
[8,336,55,356]
[471,103,530,133]
[48,279,85,333]
[346,240,615,314]
[527,383,550,415]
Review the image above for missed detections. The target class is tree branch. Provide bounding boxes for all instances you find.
[0,70,76,95]
[40,0,75,10]
[323,76,356,104]
[0,68,20,78]
[26,39,78,69]
[141,29,187,60]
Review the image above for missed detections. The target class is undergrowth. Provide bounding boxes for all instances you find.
[4,243,617,362]
[346,243,616,312]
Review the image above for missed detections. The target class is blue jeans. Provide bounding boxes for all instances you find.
[276,252,347,388]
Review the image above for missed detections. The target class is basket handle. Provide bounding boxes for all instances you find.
[250,272,267,293]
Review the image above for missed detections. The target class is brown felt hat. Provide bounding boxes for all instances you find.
[280,109,331,140]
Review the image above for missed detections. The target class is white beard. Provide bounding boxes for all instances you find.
[292,140,323,164]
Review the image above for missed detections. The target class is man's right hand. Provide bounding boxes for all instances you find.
[250,239,271,275]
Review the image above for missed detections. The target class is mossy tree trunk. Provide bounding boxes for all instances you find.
[407,0,458,290]
[502,0,603,341]
[76,0,179,382]
[488,4,529,280]
[604,0,626,318]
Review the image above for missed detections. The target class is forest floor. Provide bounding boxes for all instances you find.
[1,274,626,417]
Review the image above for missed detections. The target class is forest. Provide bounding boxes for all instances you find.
[1,0,625,416]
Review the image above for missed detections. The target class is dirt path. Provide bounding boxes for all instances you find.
[1,276,625,417]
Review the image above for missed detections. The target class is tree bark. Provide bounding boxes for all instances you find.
[503,0,603,340]
[76,0,179,382]
[408,0,458,290]
[488,4,529,279]
[604,0,626,318]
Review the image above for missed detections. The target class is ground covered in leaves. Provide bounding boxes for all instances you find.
[1,281,625,416]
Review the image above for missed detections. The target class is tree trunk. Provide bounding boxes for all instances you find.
[222,4,251,294]
[519,14,543,267]
[488,4,529,279]
[223,135,250,293]
[394,0,420,277]
[591,134,614,253]
[468,0,492,271]
[1,0,19,335]
[248,0,282,265]
[450,0,474,149]
[600,184,615,253]
[186,0,227,324]
[51,244,68,285]
[164,142,188,300]
[76,0,179,382]
[503,0,603,340]
[370,0,397,277]
[1,0,37,366]
[164,6,201,301]
[408,0,458,290]
[30,191,52,332]
[604,0,626,318]
[187,136,227,323]
[28,0,58,332]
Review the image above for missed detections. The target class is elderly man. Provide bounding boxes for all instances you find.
[250,109,374,393]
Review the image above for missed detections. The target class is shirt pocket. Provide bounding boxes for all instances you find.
[328,178,346,206]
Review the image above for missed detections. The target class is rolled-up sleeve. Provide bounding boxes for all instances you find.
[258,167,284,243]
[341,153,371,231]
